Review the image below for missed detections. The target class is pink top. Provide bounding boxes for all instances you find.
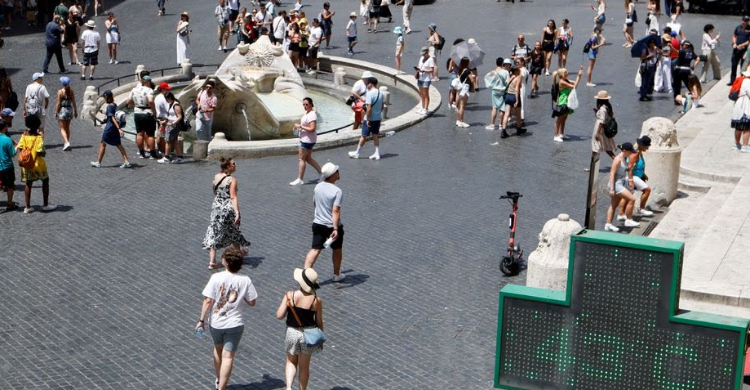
[299,110,317,144]
[199,90,218,121]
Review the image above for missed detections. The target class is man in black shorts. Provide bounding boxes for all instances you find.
[126,74,158,159]
[304,162,346,282]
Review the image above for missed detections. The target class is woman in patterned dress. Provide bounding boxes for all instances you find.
[54,76,77,151]
[202,157,250,270]
[16,115,56,213]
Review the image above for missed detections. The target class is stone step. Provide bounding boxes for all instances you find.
[680,166,742,184]
[677,176,713,193]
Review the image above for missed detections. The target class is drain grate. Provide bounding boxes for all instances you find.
[642,221,658,236]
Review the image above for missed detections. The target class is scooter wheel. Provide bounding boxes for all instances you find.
[500,255,520,276]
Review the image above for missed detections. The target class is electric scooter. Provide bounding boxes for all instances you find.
[499,191,523,276]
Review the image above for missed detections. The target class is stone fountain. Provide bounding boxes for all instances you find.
[177,35,307,141]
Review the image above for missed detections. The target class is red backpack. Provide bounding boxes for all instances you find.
[729,76,744,101]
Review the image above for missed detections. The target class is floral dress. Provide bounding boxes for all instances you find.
[17,134,48,182]
[202,175,250,250]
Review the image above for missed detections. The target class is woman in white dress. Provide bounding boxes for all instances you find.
[104,12,120,64]
[359,0,371,28]
[653,35,673,93]
[176,11,190,65]
[730,69,750,153]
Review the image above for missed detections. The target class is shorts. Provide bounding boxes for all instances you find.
[395,44,402,57]
[633,176,649,191]
[311,223,344,250]
[417,80,431,88]
[229,9,239,22]
[530,66,543,75]
[166,125,180,142]
[505,94,520,108]
[625,22,634,28]
[83,50,99,66]
[134,113,156,136]
[298,47,308,58]
[0,167,15,191]
[218,24,230,40]
[361,120,381,137]
[285,326,321,356]
[609,178,630,195]
[300,141,315,150]
[588,50,597,61]
[347,36,357,43]
[308,47,319,59]
[210,325,244,352]
[542,41,554,52]
[369,10,379,18]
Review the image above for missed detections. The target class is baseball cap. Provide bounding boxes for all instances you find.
[60,76,71,86]
[1,108,15,117]
[159,82,172,90]
[101,90,113,97]
[321,162,339,179]
[743,15,750,21]
[619,142,636,153]
[32,72,45,81]
[503,58,513,65]
[142,75,152,82]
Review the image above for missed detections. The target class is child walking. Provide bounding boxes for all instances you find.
[346,12,358,55]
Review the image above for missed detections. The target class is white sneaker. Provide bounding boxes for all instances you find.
[624,219,640,227]
[742,146,750,153]
[114,60,119,64]
[604,223,619,232]
[420,109,428,115]
[450,103,457,110]
[617,214,626,221]
[109,59,113,64]
[635,209,654,217]
[289,178,304,186]
[461,122,470,128]
[485,124,496,130]
[369,153,380,160]
[218,46,223,51]
[23,207,33,214]
[553,136,563,142]
[63,142,71,151]
[157,157,170,164]
[456,120,462,127]
[332,274,347,282]
[42,204,57,212]
[348,151,359,159]
[586,82,596,87]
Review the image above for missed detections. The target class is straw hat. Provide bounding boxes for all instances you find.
[350,11,357,17]
[361,71,374,79]
[594,90,611,100]
[294,268,320,294]
[85,20,96,28]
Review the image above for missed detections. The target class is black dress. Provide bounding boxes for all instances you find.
[379,2,392,19]
[63,19,79,47]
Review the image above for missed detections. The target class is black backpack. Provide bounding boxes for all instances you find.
[436,35,446,51]
[604,117,618,138]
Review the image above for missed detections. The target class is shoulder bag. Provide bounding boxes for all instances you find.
[286,292,328,347]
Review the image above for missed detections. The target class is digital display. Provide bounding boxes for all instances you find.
[495,231,749,390]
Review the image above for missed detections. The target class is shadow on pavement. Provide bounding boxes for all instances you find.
[227,374,285,390]
[319,271,370,289]
[244,256,264,269]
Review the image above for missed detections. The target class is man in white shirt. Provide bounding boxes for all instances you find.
[345,12,358,55]
[215,0,231,52]
[306,18,323,74]
[227,0,239,34]
[23,73,50,135]
[272,10,286,45]
[79,20,101,80]
[255,4,272,33]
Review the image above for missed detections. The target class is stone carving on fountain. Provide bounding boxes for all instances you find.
[178,35,306,141]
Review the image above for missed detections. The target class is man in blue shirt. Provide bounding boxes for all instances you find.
[730,15,750,85]
[0,119,17,211]
[42,15,66,74]
[348,77,385,160]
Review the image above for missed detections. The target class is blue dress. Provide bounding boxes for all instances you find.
[102,103,121,146]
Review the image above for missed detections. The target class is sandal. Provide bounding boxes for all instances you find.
[5,202,18,212]
[208,263,222,270]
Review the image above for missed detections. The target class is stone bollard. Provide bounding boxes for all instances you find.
[379,86,390,119]
[640,117,681,209]
[193,140,209,160]
[81,85,99,123]
[134,64,146,80]
[526,214,582,292]
[333,67,346,88]
[180,59,193,78]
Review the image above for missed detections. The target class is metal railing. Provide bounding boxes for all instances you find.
[95,63,222,94]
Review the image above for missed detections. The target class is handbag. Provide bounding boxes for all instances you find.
[286,292,328,347]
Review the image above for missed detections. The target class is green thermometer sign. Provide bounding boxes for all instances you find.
[495,230,749,390]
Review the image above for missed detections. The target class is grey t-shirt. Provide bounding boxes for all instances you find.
[313,181,343,227]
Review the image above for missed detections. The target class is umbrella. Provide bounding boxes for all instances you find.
[630,34,662,58]
[450,41,485,68]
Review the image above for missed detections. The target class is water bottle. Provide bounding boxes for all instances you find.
[196,327,204,339]
[385,131,395,137]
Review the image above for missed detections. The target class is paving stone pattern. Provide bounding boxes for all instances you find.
[0,0,740,388]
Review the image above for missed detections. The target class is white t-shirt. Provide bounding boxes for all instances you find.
[80,29,100,53]
[273,16,286,40]
[24,83,49,115]
[299,110,317,144]
[228,0,239,11]
[309,26,323,47]
[154,93,169,120]
[128,85,154,114]
[346,19,357,37]
[418,56,435,82]
[255,11,272,26]
[313,181,343,227]
[202,271,258,329]
[351,79,367,97]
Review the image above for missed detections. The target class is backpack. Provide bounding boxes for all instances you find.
[604,117,618,138]
[583,40,592,54]
[25,85,42,116]
[169,102,192,132]
[436,34,446,51]
[729,76,744,101]
[17,136,37,169]
[550,82,559,102]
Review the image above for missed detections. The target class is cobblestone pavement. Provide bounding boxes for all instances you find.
[0,0,740,388]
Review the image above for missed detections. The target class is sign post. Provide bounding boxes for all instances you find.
[495,231,749,390]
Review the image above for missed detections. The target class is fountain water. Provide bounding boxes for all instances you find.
[237,103,251,141]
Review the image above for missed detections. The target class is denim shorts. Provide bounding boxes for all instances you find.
[300,141,315,150]
[418,80,431,88]
[588,50,597,61]
[361,120,381,137]
[210,325,244,352]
